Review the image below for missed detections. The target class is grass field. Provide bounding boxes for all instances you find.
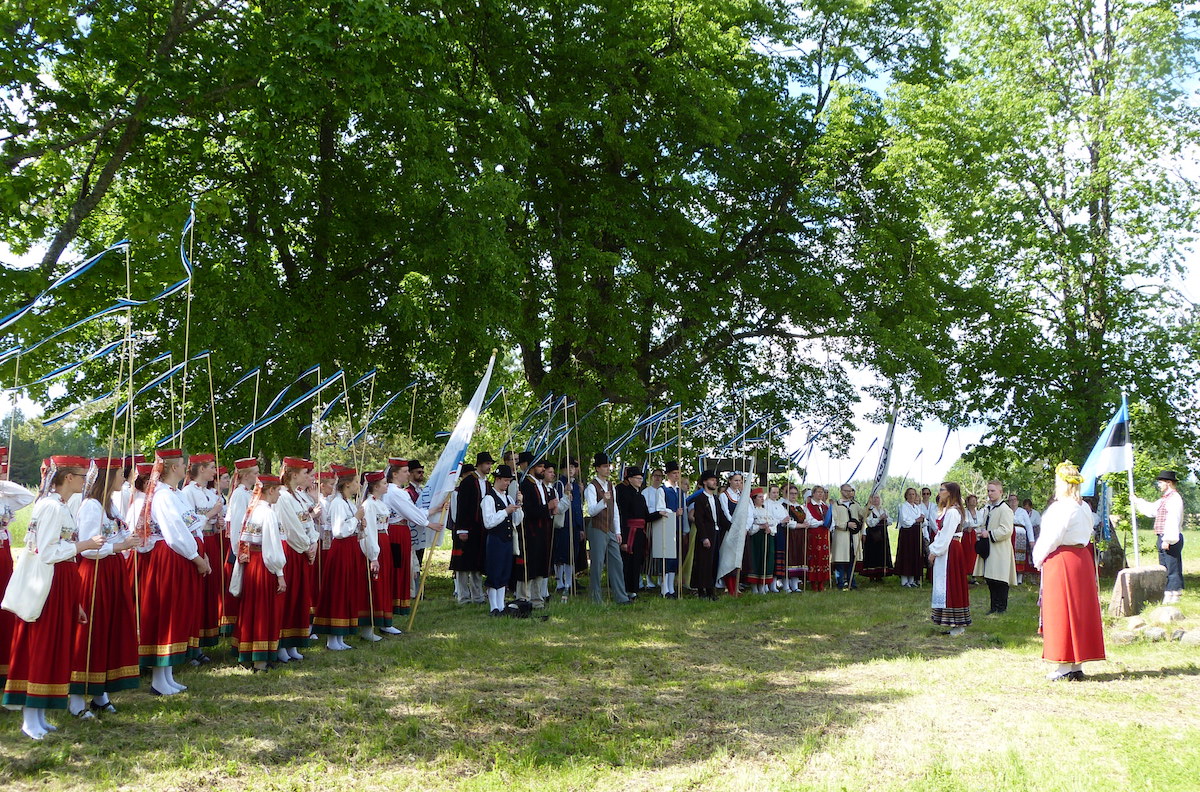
[1,510,1198,791]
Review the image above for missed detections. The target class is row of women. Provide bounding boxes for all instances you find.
[923,464,1106,681]
[0,449,439,740]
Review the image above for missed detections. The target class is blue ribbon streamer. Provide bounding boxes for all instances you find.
[224,370,343,447]
[0,241,130,332]
[347,388,408,446]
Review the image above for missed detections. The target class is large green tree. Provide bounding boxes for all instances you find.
[885,0,1200,474]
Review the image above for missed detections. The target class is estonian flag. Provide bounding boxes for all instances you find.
[1079,397,1133,497]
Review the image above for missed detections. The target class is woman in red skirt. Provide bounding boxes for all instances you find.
[233,477,287,672]
[136,449,212,695]
[1,457,36,690]
[1033,462,1105,681]
[2,456,105,740]
[929,482,971,636]
[274,457,318,662]
[961,494,980,585]
[803,487,831,591]
[313,469,367,650]
[68,458,140,718]
[382,459,419,620]
[182,454,224,659]
[360,471,394,640]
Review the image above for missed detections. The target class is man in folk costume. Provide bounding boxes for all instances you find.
[407,460,432,567]
[831,484,865,591]
[274,457,319,660]
[975,480,1017,614]
[1133,470,1186,604]
[584,452,631,604]
[451,453,492,605]
[136,449,212,695]
[640,468,669,591]
[222,457,259,636]
[482,465,524,615]
[181,453,223,660]
[552,457,586,600]
[616,466,661,600]
[382,458,430,620]
[688,470,722,600]
[516,458,555,607]
[653,461,685,598]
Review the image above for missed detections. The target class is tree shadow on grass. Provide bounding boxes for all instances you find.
[0,573,1042,789]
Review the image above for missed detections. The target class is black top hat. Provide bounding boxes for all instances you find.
[623,466,644,479]
[460,464,476,477]
[408,459,423,471]
[517,451,535,465]
[593,452,610,468]
[1156,470,1179,482]
[699,470,718,484]
[475,451,495,466]
[665,460,680,474]
[494,464,515,480]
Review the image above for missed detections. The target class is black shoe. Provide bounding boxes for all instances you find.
[90,699,117,714]
[490,609,503,617]
[1068,670,1086,681]
[149,686,171,696]
[995,608,1007,614]
[665,592,678,599]
[985,608,997,615]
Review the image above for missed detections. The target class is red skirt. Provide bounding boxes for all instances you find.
[894,525,925,578]
[960,529,978,578]
[70,556,140,695]
[389,524,413,616]
[279,544,314,648]
[362,533,394,628]
[233,551,284,663]
[805,527,831,591]
[220,555,240,636]
[138,541,201,667]
[313,536,363,636]
[309,543,323,616]
[931,540,971,627]
[199,533,225,647]
[1041,546,1105,663]
[3,561,79,709]
[0,541,13,684]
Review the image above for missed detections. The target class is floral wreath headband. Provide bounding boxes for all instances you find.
[1056,461,1084,486]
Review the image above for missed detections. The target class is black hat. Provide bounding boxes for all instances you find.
[460,464,476,476]
[408,459,424,471]
[1157,470,1179,482]
[476,452,495,465]
[518,451,535,466]
[665,460,680,474]
[699,470,718,484]
[593,452,610,468]
[623,466,644,479]
[567,456,581,467]
[494,464,515,480]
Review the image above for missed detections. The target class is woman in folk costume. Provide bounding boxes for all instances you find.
[313,469,365,650]
[778,484,805,592]
[133,449,212,694]
[860,494,893,582]
[1,456,105,740]
[961,494,981,585]
[233,476,286,672]
[894,487,925,588]
[928,481,971,636]
[68,458,139,718]
[313,470,337,605]
[274,457,319,661]
[1034,462,1105,681]
[802,486,831,591]
[182,453,223,658]
[688,470,722,600]
[0,451,35,690]
[716,473,751,597]
[358,471,392,642]
[763,484,788,592]
[222,458,259,636]
[382,459,426,619]
[123,462,153,594]
[745,488,777,593]
[1010,494,1035,584]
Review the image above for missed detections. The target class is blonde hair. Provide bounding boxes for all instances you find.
[1056,461,1083,500]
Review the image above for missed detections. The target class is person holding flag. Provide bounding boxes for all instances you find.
[1132,470,1185,604]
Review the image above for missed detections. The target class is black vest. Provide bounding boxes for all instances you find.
[487,489,514,541]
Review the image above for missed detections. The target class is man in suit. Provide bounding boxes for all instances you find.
[975,479,1017,613]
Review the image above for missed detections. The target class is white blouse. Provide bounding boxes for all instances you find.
[76,498,129,559]
[1031,500,1093,568]
[929,508,963,558]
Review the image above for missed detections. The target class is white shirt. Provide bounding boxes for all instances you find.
[26,493,82,565]
[1032,499,1093,568]
[482,489,524,529]
[929,508,963,558]
[899,501,923,529]
[275,488,319,553]
[327,494,360,540]
[360,496,389,561]
[765,498,789,528]
[183,482,220,538]
[584,477,621,538]
[1013,506,1035,543]
[76,498,128,560]
[382,482,430,528]
[692,491,719,528]
[150,482,200,560]
[243,501,287,575]
[227,485,252,545]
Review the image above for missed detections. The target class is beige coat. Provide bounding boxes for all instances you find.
[973,500,1018,586]
[831,500,866,564]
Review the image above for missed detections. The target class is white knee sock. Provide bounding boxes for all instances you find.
[288,647,304,660]
[151,666,174,693]
[68,694,86,716]
[22,707,46,739]
[165,666,186,692]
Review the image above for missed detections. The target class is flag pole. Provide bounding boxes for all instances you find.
[1122,391,1140,567]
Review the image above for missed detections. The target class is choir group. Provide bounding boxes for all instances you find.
[2,441,1175,742]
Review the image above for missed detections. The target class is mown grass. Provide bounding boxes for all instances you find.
[1,517,1198,791]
